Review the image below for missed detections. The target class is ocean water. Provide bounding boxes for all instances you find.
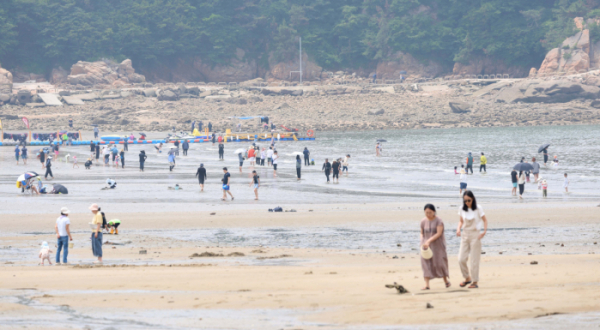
[0,125,598,214]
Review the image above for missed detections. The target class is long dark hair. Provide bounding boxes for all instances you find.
[462,190,478,211]
[424,204,436,212]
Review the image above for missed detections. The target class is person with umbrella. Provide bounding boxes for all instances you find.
[513,162,532,199]
[539,144,550,167]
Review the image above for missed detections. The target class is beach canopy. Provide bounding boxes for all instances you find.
[17,171,39,182]
[234,148,245,154]
[538,144,550,153]
[51,184,68,194]
[513,163,534,172]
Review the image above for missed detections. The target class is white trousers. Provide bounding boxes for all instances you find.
[458,230,481,282]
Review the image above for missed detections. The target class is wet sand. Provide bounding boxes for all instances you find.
[1,203,599,329]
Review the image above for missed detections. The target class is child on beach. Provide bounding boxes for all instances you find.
[553,155,559,167]
[250,170,260,200]
[541,179,548,198]
[38,241,52,266]
[72,156,79,169]
[563,173,569,193]
[114,154,120,167]
[454,166,458,174]
[85,158,92,169]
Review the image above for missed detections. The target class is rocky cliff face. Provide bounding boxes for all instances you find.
[67,59,145,86]
[536,17,600,75]
[375,51,445,80]
[267,52,322,81]
[0,67,13,93]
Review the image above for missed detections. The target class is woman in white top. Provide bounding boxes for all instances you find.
[457,190,488,289]
[272,151,279,177]
[517,171,526,199]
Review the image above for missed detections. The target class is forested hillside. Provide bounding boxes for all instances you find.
[0,0,597,78]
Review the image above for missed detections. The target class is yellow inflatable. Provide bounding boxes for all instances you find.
[192,129,202,136]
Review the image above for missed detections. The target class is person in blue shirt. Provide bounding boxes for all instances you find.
[21,146,28,165]
[168,152,176,171]
[15,146,20,165]
[303,147,310,166]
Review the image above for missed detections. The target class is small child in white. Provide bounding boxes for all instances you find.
[541,179,548,198]
[39,241,52,266]
[563,173,569,193]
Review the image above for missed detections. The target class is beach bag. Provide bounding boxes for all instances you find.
[421,246,433,260]
[273,207,283,212]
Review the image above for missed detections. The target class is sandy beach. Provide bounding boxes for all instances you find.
[1,202,599,329]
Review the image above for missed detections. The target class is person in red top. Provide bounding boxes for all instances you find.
[248,147,256,166]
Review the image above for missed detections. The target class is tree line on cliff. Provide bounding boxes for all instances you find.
[0,0,598,75]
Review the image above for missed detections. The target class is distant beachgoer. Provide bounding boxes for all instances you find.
[454,166,458,174]
[182,140,189,156]
[466,152,473,174]
[93,126,99,139]
[106,178,117,189]
[208,122,212,132]
[55,207,72,265]
[123,138,128,151]
[90,141,96,153]
[457,190,487,289]
[174,140,180,150]
[541,179,548,198]
[196,164,207,191]
[89,203,103,264]
[322,158,331,183]
[248,146,256,166]
[376,143,381,157]
[212,133,216,144]
[237,123,241,132]
[191,120,196,133]
[238,152,244,173]
[542,147,549,166]
[479,152,487,173]
[15,146,20,165]
[198,121,203,132]
[218,143,224,160]
[95,143,100,161]
[511,169,518,196]
[296,155,302,180]
[73,156,79,169]
[21,146,27,165]
[103,146,110,166]
[563,173,569,193]
[332,159,340,183]
[531,157,540,182]
[85,158,92,169]
[155,142,163,153]
[420,204,450,290]
[342,155,350,175]
[54,144,60,159]
[372,73,376,83]
[45,156,54,179]
[168,152,176,171]
[119,149,125,168]
[303,147,310,166]
[250,170,260,200]
[40,148,46,168]
[459,165,467,194]
[267,147,274,166]
[518,171,526,199]
[222,167,234,201]
[139,150,147,172]
[272,151,279,177]
[68,118,73,128]
[553,155,559,167]
[260,148,266,166]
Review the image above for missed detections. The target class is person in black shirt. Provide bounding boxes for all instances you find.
[322,159,331,183]
[303,147,310,166]
[511,169,518,196]
[212,133,216,145]
[124,138,128,151]
[119,149,125,168]
[218,143,224,160]
[95,143,100,161]
[68,118,73,128]
[45,156,54,179]
[332,159,341,183]
[208,122,212,132]
[139,150,147,172]
[196,164,207,191]
[249,170,260,200]
[221,167,234,201]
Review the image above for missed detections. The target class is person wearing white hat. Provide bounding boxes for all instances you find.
[55,207,72,265]
[44,156,54,179]
[89,203,103,264]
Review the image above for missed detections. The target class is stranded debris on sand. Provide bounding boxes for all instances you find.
[385,282,409,294]
[189,252,245,258]
[256,254,292,260]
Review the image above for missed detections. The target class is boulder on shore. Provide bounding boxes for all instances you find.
[67,59,145,86]
[367,109,385,115]
[449,102,471,113]
[495,80,600,103]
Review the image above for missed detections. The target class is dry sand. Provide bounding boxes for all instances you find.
[1,202,599,328]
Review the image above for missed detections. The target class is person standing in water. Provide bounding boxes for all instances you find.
[465,152,473,174]
[45,156,54,179]
[459,165,467,194]
[518,171,526,199]
[222,167,234,201]
[342,155,350,175]
[168,151,176,171]
[139,150,147,172]
[272,151,279,177]
[196,164,207,192]
[95,142,100,162]
[511,169,518,196]
[531,157,540,182]
[296,155,302,180]
[267,147,274,166]
[479,152,487,173]
[93,126,99,139]
[322,158,332,183]
[375,143,381,157]
[218,142,224,160]
[563,173,570,193]
[457,190,488,289]
[249,170,260,200]
[542,146,549,166]
[332,159,340,183]
[303,147,310,166]
[420,204,450,290]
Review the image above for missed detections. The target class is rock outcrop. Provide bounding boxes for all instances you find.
[377,51,445,79]
[268,52,322,81]
[0,67,13,93]
[50,66,68,85]
[495,80,600,103]
[67,59,145,86]
[453,56,526,77]
[449,102,472,113]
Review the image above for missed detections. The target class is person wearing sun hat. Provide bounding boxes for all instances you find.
[55,206,73,265]
[89,203,103,264]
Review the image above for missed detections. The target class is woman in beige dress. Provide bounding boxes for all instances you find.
[420,204,450,290]
[457,190,488,289]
